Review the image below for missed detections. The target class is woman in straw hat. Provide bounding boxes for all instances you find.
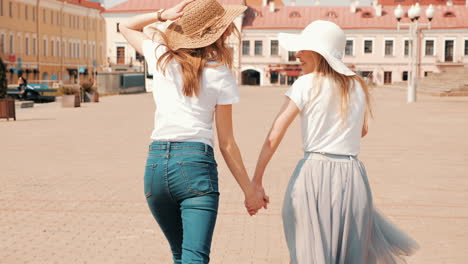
[119,0,267,263]
[252,20,418,263]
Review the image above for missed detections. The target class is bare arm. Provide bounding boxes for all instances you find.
[362,115,369,137]
[119,0,193,54]
[252,97,299,186]
[215,105,265,215]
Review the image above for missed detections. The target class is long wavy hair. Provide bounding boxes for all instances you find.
[309,51,373,125]
[151,23,239,97]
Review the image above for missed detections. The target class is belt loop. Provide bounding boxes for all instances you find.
[204,144,208,153]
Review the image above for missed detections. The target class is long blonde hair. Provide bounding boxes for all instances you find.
[308,51,373,125]
[153,23,239,97]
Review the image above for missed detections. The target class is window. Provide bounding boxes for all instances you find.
[51,40,54,56]
[270,40,278,56]
[464,40,468,56]
[402,71,408,81]
[0,34,4,53]
[25,37,29,55]
[242,40,250,55]
[9,1,12,17]
[43,8,46,23]
[254,40,262,56]
[43,38,47,56]
[33,37,36,55]
[384,71,392,84]
[404,39,409,56]
[345,40,354,56]
[270,71,279,84]
[32,7,35,21]
[117,46,125,64]
[57,11,59,25]
[0,0,3,17]
[77,17,79,29]
[69,14,71,27]
[364,39,373,54]
[289,11,300,18]
[384,39,394,56]
[288,51,296,62]
[25,5,28,20]
[51,10,53,24]
[69,43,72,58]
[84,43,87,58]
[9,34,13,54]
[56,40,60,57]
[77,42,80,58]
[425,39,434,56]
[117,22,120,33]
[100,44,103,60]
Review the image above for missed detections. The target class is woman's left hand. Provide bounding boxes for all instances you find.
[161,0,195,21]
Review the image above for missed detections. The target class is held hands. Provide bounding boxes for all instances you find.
[244,183,270,216]
[161,0,195,21]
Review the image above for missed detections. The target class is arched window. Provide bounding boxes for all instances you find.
[443,11,455,18]
[326,11,337,18]
[289,11,301,18]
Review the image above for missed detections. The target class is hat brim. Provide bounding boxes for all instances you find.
[167,5,247,50]
[278,33,356,76]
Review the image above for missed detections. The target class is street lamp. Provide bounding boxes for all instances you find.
[394,4,435,103]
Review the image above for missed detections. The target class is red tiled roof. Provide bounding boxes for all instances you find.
[246,0,284,7]
[378,0,465,5]
[104,0,245,13]
[65,0,104,11]
[243,5,468,30]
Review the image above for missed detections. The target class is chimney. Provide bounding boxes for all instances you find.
[262,0,268,7]
[269,1,276,12]
[375,4,382,16]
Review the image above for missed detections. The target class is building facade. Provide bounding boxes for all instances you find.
[241,4,468,86]
[0,0,106,85]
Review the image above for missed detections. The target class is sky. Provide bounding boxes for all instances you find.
[283,0,373,6]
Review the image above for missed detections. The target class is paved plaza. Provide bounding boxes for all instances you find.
[1,86,467,264]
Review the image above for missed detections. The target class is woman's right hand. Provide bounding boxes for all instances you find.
[244,184,268,216]
[161,0,195,21]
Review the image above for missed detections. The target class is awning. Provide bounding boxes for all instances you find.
[285,70,301,77]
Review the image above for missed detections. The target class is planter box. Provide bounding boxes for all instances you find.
[62,95,80,108]
[84,92,99,103]
[0,98,16,121]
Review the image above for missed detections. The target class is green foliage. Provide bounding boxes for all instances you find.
[0,58,7,99]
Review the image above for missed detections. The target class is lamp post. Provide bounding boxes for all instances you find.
[394,4,435,103]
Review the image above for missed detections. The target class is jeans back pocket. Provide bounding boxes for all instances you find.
[178,161,217,195]
[144,164,157,198]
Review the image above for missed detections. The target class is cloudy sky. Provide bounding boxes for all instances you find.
[283,0,372,5]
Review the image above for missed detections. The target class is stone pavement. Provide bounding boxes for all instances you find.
[1,86,467,264]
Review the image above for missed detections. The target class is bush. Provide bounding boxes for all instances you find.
[58,85,80,96]
[81,81,97,93]
[0,58,7,99]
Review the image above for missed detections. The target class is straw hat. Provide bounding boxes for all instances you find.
[278,20,355,76]
[166,0,247,50]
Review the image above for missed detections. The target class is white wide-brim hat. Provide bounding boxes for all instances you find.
[278,20,355,76]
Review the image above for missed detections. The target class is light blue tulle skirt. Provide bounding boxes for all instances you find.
[282,152,419,264]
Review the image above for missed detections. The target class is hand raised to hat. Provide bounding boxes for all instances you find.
[161,0,195,21]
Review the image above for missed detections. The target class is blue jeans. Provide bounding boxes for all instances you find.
[144,141,219,264]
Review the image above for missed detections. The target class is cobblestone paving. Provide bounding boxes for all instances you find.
[1,86,467,263]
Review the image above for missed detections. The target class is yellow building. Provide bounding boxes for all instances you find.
[0,0,106,85]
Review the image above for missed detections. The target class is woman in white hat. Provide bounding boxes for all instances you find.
[252,20,418,263]
[119,0,267,263]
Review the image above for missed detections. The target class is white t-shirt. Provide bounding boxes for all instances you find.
[142,39,240,147]
[285,73,366,155]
